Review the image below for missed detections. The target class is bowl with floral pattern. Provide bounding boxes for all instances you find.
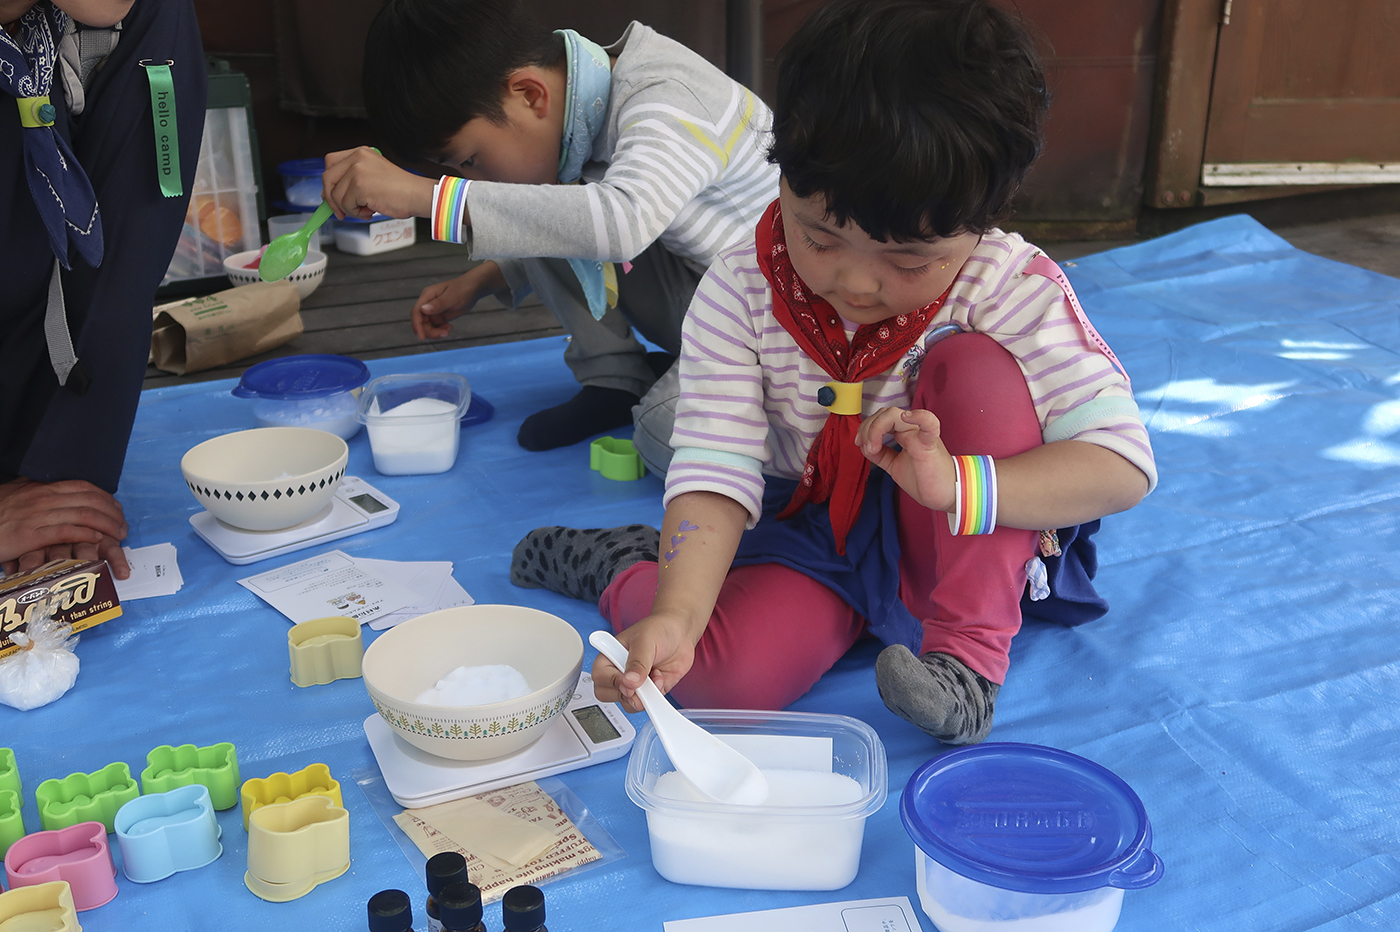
[362,605,583,761]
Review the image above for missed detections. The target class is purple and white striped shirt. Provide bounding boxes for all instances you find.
[664,231,1157,526]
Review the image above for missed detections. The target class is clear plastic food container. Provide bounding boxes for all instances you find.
[357,373,471,476]
[232,355,370,440]
[625,709,886,890]
[900,743,1163,932]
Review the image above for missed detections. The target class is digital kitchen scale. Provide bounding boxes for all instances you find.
[364,671,636,808]
[191,476,400,565]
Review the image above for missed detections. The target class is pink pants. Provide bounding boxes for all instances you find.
[599,333,1042,710]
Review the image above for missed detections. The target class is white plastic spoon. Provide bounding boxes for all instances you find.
[590,630,768,806]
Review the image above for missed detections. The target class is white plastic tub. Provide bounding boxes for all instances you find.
[625,709,886,891]
[358,373,470,475]
[335,216,416,255]
[900,744,1163,932]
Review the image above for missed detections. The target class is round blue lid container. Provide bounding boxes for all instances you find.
[900,743,1163,895]
[232,354,370,401]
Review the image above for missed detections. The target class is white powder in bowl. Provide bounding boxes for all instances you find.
[415,664,531,707]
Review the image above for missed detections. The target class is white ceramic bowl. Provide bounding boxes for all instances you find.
[224,248,327,300]
[181,427,348,531]
[362,606,584,761]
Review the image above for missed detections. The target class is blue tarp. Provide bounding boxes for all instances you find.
[3,215,1397,930]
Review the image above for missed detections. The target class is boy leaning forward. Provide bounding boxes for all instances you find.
[322,3,778,457]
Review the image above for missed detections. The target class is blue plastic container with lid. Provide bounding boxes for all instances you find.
[277,157,326,208]
[232,355,371,440]
[900,743,1163,932]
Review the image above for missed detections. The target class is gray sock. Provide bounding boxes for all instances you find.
[875,645,1000,745]
[510,525,659,603]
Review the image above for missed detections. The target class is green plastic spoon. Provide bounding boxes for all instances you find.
[258,201,332,283]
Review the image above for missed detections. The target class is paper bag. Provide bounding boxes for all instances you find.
[151,280,302,375]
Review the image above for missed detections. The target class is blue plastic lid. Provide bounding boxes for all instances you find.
[232,355,370,401]
[900,743,1163,895]
[277,157,325,177]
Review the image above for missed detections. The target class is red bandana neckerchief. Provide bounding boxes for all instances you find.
[755,200,953,555]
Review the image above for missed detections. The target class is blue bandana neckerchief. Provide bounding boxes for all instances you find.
[1,2,103,269]
[553,28,613,320]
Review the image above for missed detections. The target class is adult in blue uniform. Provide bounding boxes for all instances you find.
[0,0,204,578]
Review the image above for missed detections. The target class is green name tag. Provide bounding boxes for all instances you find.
[142,60,181,198]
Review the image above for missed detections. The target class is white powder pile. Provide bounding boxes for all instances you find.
[653,768,863,807]
[415,664,531,707]
[367,396,460,474]
[646,768,869,889]
[253,395,360,439]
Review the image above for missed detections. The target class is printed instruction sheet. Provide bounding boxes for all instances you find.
[663,896,921,932]
[238,549,417,624]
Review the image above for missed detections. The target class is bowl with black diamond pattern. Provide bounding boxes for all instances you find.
[181,427,349,531]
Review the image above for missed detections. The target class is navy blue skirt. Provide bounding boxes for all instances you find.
[732,472,1109,651]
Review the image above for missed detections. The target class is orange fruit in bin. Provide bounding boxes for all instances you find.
[187,195,244,248]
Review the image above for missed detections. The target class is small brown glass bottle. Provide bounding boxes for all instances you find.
[438,880,487,932]
[502,884,547,932]
[368,889,414,932]
[424,852,469,932]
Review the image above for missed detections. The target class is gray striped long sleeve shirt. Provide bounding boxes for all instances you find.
[466,22,780,280]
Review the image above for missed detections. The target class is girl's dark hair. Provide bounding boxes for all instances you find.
[769,0,1048,240]
[363,0,565,159]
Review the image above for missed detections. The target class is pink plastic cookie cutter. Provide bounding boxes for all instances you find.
[3,821,118,911]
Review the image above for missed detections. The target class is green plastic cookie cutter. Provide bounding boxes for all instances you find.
[141,743,241,811]
[35,762,139,833]
[0,748,20,799]
[590,436,646,481]
[0,788,24,858]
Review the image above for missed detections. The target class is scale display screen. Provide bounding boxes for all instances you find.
[350,493,390,514]
[571,705,621,743]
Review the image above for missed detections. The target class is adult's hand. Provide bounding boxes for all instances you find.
[0,478,130,578]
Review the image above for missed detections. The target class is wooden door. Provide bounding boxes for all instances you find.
[1148,0,1400,207]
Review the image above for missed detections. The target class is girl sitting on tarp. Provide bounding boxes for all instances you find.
[512,0,1156,746]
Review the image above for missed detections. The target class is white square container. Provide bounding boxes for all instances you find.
[357,374,470,475]
[624,709,886,891]
[335,216,416,255]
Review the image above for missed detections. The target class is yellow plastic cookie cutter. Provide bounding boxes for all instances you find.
[240,763,342,831]
[0,880,81,932]
[244,796,349,902]
[288,617,363,687]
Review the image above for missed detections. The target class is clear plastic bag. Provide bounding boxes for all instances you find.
[0,607,80,711]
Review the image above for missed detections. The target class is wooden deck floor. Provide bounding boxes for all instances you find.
[144,222,561,389]
[145,212,1400,389]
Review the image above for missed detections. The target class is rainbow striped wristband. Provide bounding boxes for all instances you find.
[431,175,470,244]
[949,454,998,535]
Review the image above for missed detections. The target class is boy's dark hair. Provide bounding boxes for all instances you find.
[770,0,1048,240]
[363,0,565,159]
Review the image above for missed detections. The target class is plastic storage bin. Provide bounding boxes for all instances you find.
[232,355,370,440]
[900,743,1163,932]
[358,374,471,475]
[162,106,261,286]
[625,709,886,890]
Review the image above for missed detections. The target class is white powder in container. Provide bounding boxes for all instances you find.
[366,396,460,475]
[415,664,531,707]
[646,768,869,890]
